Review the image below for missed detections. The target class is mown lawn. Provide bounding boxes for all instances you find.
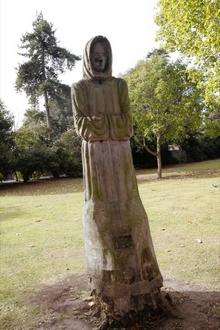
[0,159,220,329]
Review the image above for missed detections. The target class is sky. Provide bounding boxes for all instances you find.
[0,0,159,128]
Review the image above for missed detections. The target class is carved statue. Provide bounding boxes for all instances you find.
[71,35,163,319]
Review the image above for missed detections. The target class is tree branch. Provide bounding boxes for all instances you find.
[142,137,157,156]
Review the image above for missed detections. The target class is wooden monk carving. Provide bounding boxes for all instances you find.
[71,35,163,318]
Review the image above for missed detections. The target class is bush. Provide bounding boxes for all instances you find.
[0,172,4,182]
[182,136,220,162]
[14,148,48,182]
[13,128,82,181]
[55,129,82,177]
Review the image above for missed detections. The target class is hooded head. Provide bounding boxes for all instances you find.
[83,35,112,80]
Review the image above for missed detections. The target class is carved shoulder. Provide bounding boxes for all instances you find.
[116,77,128,91]
[71,79,86,94]
[115,78,129,113]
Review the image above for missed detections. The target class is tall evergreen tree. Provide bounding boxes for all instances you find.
[49,84,73,137]
[16,13,80,131]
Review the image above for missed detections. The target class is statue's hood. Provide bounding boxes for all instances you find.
[83,35,112,80]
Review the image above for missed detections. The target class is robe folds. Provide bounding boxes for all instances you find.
[71,35,163,315]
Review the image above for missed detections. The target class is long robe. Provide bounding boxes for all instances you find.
[71,36,163,315]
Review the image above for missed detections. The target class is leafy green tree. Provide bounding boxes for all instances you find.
[0,100,14,179]
[14,149,47,182]
[203,113,220,139]
[16,13,80,131]
[125,51,202,178]
[156,0,220,122]
[14,112,49,181]
[55,129,82,177]
[14,107,82,181]
[203,63,220,128]
[22,107,46,127]
[156,0,220,64]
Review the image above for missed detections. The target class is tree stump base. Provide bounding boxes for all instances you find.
[92,289,175,329]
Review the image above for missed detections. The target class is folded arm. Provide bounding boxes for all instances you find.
[71,82,108,141]
[110,78,133,139]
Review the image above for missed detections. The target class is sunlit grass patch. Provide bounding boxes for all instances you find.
[0,159,220,329]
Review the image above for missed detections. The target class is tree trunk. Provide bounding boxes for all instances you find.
[156,134,162,179]
[82,140,166,325]
[15,171,19,182]
[43,90,51,132]
[42,47,51,134]
[143,138,157,157]
[143,137,162,179]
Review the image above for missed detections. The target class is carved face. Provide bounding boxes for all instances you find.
[91,42,107,73]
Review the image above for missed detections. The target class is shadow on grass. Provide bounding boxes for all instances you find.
[137,169,220,185]
[27,273,220,329]
[0,206,30,222]
[1,169,219,197]
[0,178,84,197]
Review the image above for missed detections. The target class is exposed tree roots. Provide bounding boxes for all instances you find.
[90,291,178,329]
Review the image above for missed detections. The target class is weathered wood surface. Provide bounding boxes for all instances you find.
[71,35,163,316]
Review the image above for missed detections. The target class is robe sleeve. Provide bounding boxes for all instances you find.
[108,78,133,140]
[71,82,108,141]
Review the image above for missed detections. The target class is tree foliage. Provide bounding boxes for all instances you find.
[14,109,50,181]
[55,129,82,177]
[0,100,14,178]
[16,13,80,130]
[49,84,73,137]
[14,107,82,182]
[156,0,220,64]
[156,0,220,128]
[125,51,203,177]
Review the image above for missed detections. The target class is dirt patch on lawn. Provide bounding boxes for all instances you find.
[29,273,220,329]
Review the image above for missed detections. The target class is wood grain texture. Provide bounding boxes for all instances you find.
[72,35,163,316]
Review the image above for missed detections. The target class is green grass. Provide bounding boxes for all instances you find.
[137,158,220,179]
[0,159,220,329]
